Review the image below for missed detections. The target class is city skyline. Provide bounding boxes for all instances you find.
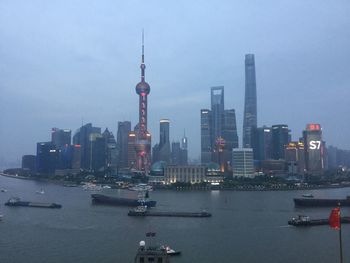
[1,1,350,168]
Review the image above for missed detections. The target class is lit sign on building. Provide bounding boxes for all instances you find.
[309,140,321,150]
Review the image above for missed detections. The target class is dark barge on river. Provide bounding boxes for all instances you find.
[294,196,350,207]
[5,197,62,209]
[91,194,156,207]
[128,206,211,217]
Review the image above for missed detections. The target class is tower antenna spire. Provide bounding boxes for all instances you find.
[142,29,144,64]
[140,29,145,81]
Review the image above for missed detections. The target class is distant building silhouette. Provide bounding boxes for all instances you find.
[200,109,212,164]
[117,121,131,168]
[243,54,257,148]
[171,142,181,165]
[22,155,36,172]
[51,128,71,149]
[73,123,101,170]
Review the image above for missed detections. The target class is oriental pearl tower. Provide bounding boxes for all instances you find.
[134,32,151,174]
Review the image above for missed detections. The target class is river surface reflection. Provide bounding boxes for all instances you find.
[0,175,349,263]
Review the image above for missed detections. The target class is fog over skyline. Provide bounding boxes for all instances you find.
[1,0,350,168]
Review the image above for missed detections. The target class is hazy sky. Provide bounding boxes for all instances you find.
[1,0,350,167]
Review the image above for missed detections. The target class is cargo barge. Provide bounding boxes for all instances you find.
[294,196,350,207]
[91,194,156,207]
[288,215,350,226]
[5,197,62,209]
[128,206,211,217]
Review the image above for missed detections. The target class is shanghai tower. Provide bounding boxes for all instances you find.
[134,32,151,173]
[243,54,257,148]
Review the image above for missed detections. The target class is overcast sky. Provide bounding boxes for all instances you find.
[1,0,350,168]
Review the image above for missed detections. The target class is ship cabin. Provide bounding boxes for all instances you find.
[134,241,169,263]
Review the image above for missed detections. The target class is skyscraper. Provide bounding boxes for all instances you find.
[117,121,131,168]
[201,87,238,169]
[243,54,257,148]
[134,32,152,173]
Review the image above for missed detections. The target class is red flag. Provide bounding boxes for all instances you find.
[329,207,341,230]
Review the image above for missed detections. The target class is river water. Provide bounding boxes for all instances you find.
[0,175,349,263]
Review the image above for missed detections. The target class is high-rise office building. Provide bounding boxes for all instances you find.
[180,131,188,165]
[232,148,255,178]
[251,126,272,162]
[51,128,71,149]
[127,131,137,169]
[243,54,257,148]
[222,109,239,164]
[303,124,324,173]
[271,124,290,160]
[117,121,131,168]
[36,142,59,174]
[158,119,171,163]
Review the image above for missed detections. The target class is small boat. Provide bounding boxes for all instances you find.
[102,185,111,189]
[36,189,45,194]
[83,183,102,191]
[0,188,7,193]
[161,245,181,256]
[129,183,153,192]
[302,193,314,198]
